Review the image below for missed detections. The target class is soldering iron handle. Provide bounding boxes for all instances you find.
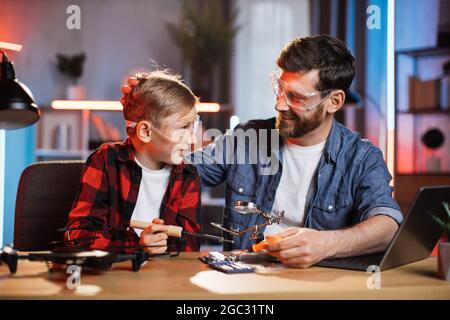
[130,220,182,238]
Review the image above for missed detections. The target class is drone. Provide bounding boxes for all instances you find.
[0,220,235,274]
[0,237,189,274]
[0,245,157,274]
[211,201,285,242]
[0,227,189,274]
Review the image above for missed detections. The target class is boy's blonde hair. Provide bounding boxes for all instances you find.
[123,70,198,134]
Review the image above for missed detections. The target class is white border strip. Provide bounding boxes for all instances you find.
[0,129,5,246]
[387,0,395,132]
[386,0,396,185]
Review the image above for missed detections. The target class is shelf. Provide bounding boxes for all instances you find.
[35,149,91,158]
[397,109,450,115]
[396,47,450,58]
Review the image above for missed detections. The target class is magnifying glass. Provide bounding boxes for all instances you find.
[233,201,261,215]
[211,202,284,240]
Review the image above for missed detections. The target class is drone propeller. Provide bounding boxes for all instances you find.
[0,245,18,273]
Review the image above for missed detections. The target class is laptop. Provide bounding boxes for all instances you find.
[315,185,450,271]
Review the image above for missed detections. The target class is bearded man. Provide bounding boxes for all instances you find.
[192,34,402,268]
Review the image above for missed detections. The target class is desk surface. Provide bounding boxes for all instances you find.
[1,253,449,299]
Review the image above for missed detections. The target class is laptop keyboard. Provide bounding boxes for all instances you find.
[318,253,384,268]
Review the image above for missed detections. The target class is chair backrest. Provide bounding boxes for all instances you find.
[13,161,84,251]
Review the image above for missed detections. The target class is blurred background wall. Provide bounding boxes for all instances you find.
[1,0,450,245]
[232,0,310,122]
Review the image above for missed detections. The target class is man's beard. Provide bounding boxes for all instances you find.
[276,104,325,139]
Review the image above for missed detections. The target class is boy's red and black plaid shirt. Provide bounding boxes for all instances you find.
[64,138,201,252]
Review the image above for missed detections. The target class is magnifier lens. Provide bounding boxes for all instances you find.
[233,201,260,214]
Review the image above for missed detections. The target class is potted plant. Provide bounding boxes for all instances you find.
[430,202,450,280]
[166,0,239,102]
[56,52,86,100]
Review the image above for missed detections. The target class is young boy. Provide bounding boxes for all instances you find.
[64,71,201,253]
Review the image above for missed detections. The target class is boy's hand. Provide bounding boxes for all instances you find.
[139,218,169,254]
[120,76,140,106]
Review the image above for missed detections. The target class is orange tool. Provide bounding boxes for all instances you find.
[251,235,282,252]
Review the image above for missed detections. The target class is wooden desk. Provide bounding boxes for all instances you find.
[0,253,449,299]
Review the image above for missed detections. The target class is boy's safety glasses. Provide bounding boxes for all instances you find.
[126,114,200,144]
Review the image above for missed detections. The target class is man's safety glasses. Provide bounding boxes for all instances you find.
[271,72,335,111]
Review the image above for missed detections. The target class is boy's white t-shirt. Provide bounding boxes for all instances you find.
[131,157,172,236]
[264,139,326,235]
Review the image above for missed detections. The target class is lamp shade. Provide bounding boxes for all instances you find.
[0,52,39,130]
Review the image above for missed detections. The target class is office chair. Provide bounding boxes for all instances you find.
[13,161,84,251]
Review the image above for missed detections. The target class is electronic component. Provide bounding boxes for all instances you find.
[207,261,255,274]
[199,249,280,274]
[207,251,226,262]
[232,251,278,263]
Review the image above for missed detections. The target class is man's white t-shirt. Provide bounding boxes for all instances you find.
[131,157,171,236]
[264,139,326,235]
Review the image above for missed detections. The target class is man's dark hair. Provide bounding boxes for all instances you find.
[276,34,355,92]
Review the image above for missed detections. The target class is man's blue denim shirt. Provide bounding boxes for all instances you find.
[192,118,403,250]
